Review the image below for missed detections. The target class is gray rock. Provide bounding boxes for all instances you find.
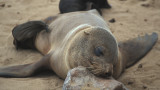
[63,66,128,90]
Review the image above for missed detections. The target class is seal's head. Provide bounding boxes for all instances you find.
[66,26,118,77]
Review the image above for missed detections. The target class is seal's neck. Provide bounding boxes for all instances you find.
[113,49,127,79]
[35,31,51,55]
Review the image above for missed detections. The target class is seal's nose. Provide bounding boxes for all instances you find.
[99,70,112,78]
[103,64,113,77]
[104,72,112,77]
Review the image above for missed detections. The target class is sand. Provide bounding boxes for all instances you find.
[0,0,159,90]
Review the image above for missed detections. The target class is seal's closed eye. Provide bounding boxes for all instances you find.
[94,46,104,56]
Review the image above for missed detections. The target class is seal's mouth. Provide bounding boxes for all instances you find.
[86,61,113,78]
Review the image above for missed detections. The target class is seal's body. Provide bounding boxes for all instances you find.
[0,10,158,79]
[36,10,115,78]
[59,0,111,15]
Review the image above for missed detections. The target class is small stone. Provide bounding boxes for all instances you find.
[140,0,147,1]
[138,64,143,68]
[144,19,147,22]
[119,0,127,1]
[17,12,20,14]
[143,85,147,89]
[109,18,116,23]
[0,3,5,7]
[120,23,123,25]
[63,66,128,90]
[141,4,150,7]
[7,5,12,8]
[156,63,160,67]
[126,10,129,13]
[127,81,133,85]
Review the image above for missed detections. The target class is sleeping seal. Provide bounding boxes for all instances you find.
[0,10,158,79]
[59,0,111,15]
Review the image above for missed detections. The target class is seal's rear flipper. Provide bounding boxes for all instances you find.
[12,21,49,50]
[0,54,50,78]
[118,32,158,68]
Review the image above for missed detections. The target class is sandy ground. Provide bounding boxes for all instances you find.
[0,0,160,90]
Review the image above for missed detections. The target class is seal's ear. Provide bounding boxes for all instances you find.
[12,21,49,50]
[0,54,51,78]
[118,32,158,68]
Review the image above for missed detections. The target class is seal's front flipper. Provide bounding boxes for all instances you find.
[118,32,158,68]
[0,54,51,78]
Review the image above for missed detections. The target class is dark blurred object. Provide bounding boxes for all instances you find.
[59,0,111,15]
[109,18,116,23]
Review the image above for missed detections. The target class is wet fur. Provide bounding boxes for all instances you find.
[12,21,49,50]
